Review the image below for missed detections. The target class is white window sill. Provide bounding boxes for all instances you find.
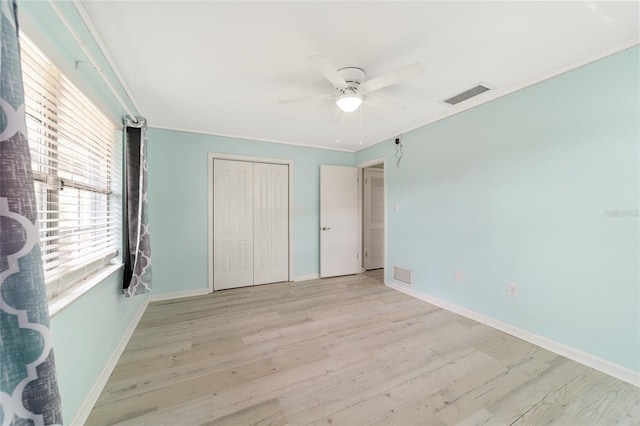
[48,263,124,318]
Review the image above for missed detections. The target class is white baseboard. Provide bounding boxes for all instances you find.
[294,273,320,282]
[70,288,213,424]
[71,295,150,425]
[385,280,640,388]
[148,288,210,302]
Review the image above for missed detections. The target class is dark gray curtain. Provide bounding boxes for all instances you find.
[123,115,151,296]
[0,0,63,424]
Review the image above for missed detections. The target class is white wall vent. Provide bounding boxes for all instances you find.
[393,266,413,285]
[444,84,491,105]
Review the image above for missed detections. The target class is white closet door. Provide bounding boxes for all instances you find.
[254,163,289,285]
[253,163,271,285]
[213,159,254,290]
[269,164,289,283]
[364,168,384,270]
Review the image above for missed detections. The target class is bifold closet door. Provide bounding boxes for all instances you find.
[254,163,289,285]
[213,159,254,290]
[214,159,289,290]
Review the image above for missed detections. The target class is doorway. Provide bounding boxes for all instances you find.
[358,158,386,279]
[363,165,384,270]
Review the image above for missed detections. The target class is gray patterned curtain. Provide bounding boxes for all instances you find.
[123,115,151,296]
[0,0,63,424]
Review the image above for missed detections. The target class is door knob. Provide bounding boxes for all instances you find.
[321,227,331,231]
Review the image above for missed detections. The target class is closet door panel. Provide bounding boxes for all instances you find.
[214,160,289,289]
[213,159,254,290]
[253,163,272,285]
[270,164,289,283]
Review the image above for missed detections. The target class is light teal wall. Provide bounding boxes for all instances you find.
[146,129,354,293]
[356,46,640,372]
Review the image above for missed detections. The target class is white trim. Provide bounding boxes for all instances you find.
[356,157,387,277]
[385,280,640,387]
[208,153,295,292]
[72,0,142,116]
[152,125,354,153]
[70,295,149,425]
[357,157,388,169]
[69,287,220,424]
[293,274,320,282]
[208,153,293,167]
[147,288,210,302]
[48,263,123,318]
[208,154,214,293]
[47,0,137,121]
[354,41,640,154]
[357,168,363,269]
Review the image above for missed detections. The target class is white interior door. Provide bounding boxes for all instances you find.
[254,163,289,285]
[213,159,254,290]
[364,168,384,270]
[320,165,359,278]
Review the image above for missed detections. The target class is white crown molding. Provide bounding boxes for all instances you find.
[148,124,358,153]
[72,0,142,118]
[356,40,640,153]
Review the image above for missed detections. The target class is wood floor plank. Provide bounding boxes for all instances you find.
[202,398,287,426]
[86,273,640,426]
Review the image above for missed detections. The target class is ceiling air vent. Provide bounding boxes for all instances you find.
[444,84,491,105]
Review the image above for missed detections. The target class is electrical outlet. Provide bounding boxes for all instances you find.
[455,270,464,283]
[508,283,518,297]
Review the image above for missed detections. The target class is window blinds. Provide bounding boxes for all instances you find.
[20,34,121,300]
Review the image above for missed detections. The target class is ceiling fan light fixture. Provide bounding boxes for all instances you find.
[336,92,362,112]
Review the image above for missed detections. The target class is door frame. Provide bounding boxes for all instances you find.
[208,153,294,292]
[357,157,387,275]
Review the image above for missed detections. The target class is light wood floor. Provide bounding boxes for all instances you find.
[87,271,639,425]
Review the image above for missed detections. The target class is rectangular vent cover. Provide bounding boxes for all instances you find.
[393,266,413,285]
[444,84,491,105]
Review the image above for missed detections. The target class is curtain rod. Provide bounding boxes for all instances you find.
[47,0,138,123]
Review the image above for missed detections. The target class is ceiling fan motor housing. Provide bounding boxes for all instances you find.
[338,67,366,92]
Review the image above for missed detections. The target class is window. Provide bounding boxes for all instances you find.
[20,34,121,301]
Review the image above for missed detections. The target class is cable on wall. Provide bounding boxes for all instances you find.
[395,137,403,167]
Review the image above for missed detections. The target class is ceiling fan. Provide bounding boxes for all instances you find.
[279,56,425,113]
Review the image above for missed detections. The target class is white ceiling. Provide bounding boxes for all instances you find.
[78,1,639,152]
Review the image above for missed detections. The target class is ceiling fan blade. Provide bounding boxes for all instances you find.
[360,62,425,93]
[278,93,334,104]
[363,95,406,111]
[309,55,347,89]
